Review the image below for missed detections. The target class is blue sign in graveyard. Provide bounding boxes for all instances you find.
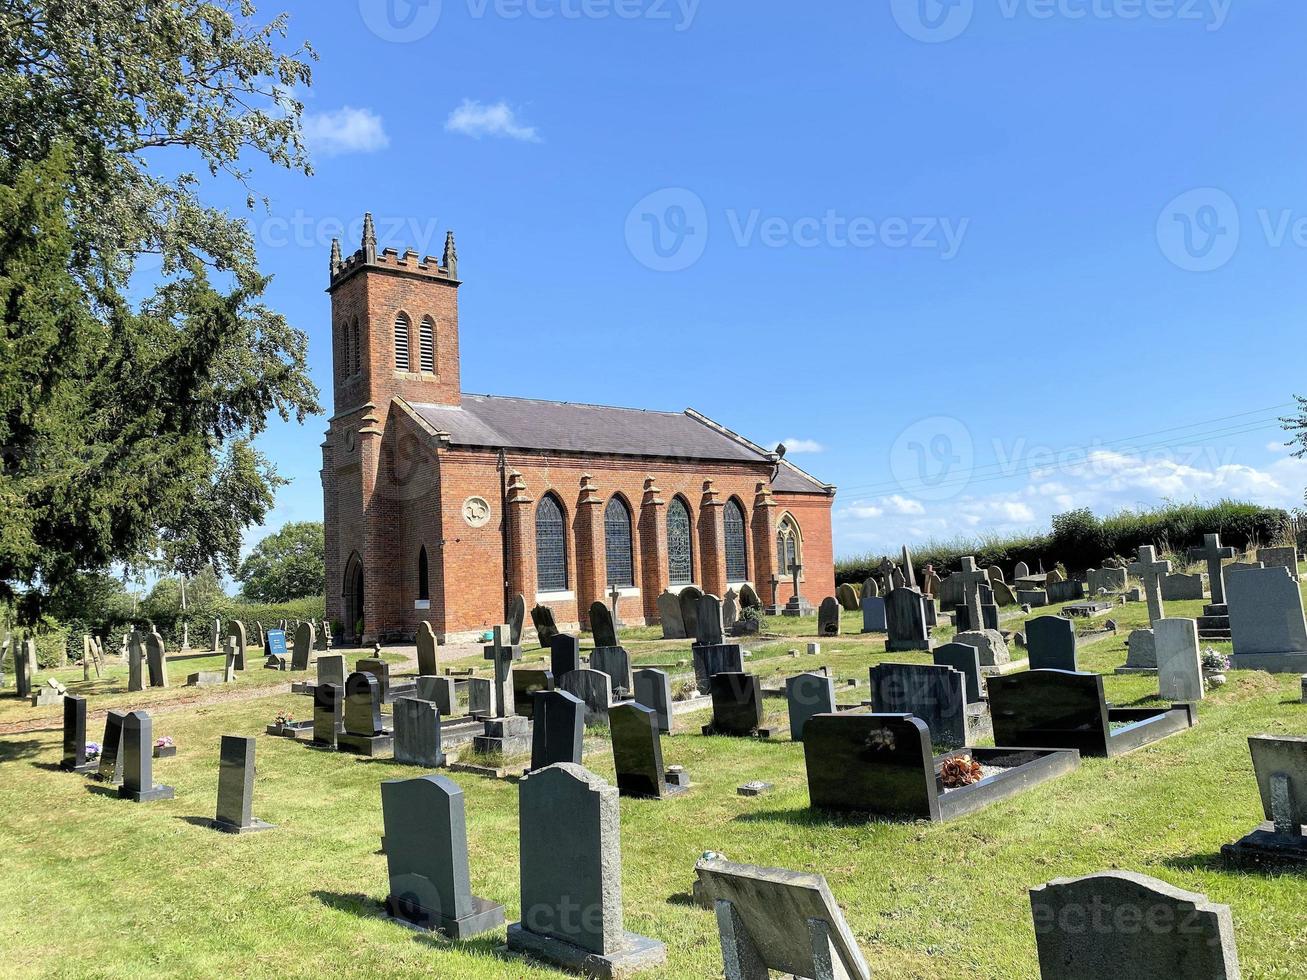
[266,630,287,656]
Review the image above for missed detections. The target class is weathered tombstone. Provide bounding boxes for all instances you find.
[722,589,739,631]
[955,557,991,634]
[382,774,505,938]
[633,668,672,734]
[703,673,763,736]
[317,653,345,689]
[589,646,633,695]
[1156,618,1203,702]
[1030,872,1240,979]
[861,577,879,599]
[415,624,441,679]
[885,588,932,652]
[1120,628,1157,671]
[126,631,144,693]
[836,583,860,612]
[338,673,392,756]
[1014,561,1030,579]
[861,595,887,633]
[1257,546,1300,581]
[549,633,580,681]
[1194,533,1238,606]
[223,641,237,683]
[786,672,835,742]
[292,621,314,671]
[679,585,704,640]
[691,642,744,694]
[393,697,446,768]
[1026,616,1078,672]
[1161,572,1205,601]
[589,601,618,648]
[1222,734,1307,866]
[933,642,983,704]
[61,695,96,772]
[657,590,686,640]
[98,710,127,785]
[145,631,169,688]
[508,593,527,646]
[467,677,495,718]
[559,667,614,726]
[1228,566,1307,672]
[212,735,274,833]
[356,657,392,701]
[694,856,871,980]
[512,668,554,720]
[817,597,842,637]
[212,617,222,653]
[228,620,247,670]
[1127,545,1172,624]
[953,629,1010,670]
[694,594,725,646]
[483,624,522,717]
[530,604,560,647]
[119,711,174,802]
[610,703,681,799]
[871,662,968,746]
[507,764,666,974]
[738,583,762,610]
[417,675,458,716]
[1087,566,1129,594]
[530,690,585,772]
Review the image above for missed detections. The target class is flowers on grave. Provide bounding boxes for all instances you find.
[274,711,295,728]
[939,755,984,789]
[1201,649,1230,673]
[85,742,101,762]
[155,736,174,750]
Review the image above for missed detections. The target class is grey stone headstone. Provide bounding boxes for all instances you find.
[292,621,314,671]
[215,735,273,832]
[589,602,618,649]
[317,653,345,688]
[509,593,527,646]
[483,626,522,718]
[861,596,887,633]
[696,594,726,646]
[1156,619,1203,702]
[416,621,439,676]
[229,621,247,670]
[549,634,581,680]
[679,586,704,640]
[416,675,457,716]
[1087,567,1128,594]
[1030,872,1240,979]
[633,668,672,734]
[1014,561,1030,579]
[610,703,671,798]
[559,668,613,727]
[530,690,585,772]
[953,629,1009,668]
[657,591,686,640]
[722,589,739,631]
[1248,735,1307,834]
[382,774,505,938]
[1257,547,1300,581]
[786,672,836,742]
[817,597,842,637]
[145,631,169,688]
[885,588,930,652]
[871,662,968,747]
[1027,616,1078,672]
[590,646,633,695]
[126,632,144,692]
[1228,566,1307,667]
[394,697,445,767]
[1124,628,1157,669]
[692,643,744,694]
[119,711,173,802]
[835,583,860,612]
[314,683,342,747]
[344,672,384,737]
[930,643,981,704]
[467,677,495,718]
[1161,572,1205,602]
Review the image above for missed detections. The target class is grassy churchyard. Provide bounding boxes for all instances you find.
[1,580,1306,978]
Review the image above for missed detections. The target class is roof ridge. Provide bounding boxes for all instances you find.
[456,392,687,417]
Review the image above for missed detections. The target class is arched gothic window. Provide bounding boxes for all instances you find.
[777,515,802,575]
[394,312,411,371]
[349,318,361,376]
[724,498,748,582]
[536,494,568,592]
[417,546,430,601]
[605,497,634,588]
[667,497,693,586]
[419,316,435,373]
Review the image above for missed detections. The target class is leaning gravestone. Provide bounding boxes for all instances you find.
[549,633,580,681]
[507,764,666,974]
[589,601,618,649]
[292,621,314,671]
[61,696,95,772]
[508,593,527,646]
[559,668,614,727]
[393,697,445,768]
[119,711,174,803]
[657,590,686,640]
[738,583,762,611]
[871,662,969,747]
[228,620,247,671]
[415,621,438,676]
[382,774,505,938]
[1157,618,1203,702]
[98,710,127,785]
[145,631,169,688]
[1026,616,1077,672]
[953,629,1009,670]
[786,672,835,742]
[1228,566,1307,673]
[633,668,672,734]
[530,604,559,647]
[836,583,860,612]
[530,690,585,773]
[610,703,681,799]
[817,597,842,637]
[1030,872,1240,979]
[213,735,274,833]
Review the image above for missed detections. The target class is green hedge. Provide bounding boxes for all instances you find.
[836,500,1291,584]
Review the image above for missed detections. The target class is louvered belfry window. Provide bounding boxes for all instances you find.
[668,497,693,586]
[605,497,634,588]
[724,498,748,582]
[536,495,568,592]
[419,317,435,373]
[394,313,411,371]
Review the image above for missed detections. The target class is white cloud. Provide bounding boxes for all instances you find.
[779,437,825,454]
[1267,440,1292,454]
[445,100,541,142]
[302,107,389,156]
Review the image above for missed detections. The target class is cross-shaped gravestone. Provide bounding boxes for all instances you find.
[790,563,803,600]
[483,624,522,718]
[1196,533,1238,606]
[956,557,990,632]
[1128,545,1173,624]
[608,584,622,628]
[768,575,780,609]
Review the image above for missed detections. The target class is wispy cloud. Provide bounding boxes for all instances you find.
[302,107,389,156]
[445,100,541,142]
[778,437,825,454]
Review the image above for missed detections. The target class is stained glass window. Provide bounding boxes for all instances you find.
[536,495,568,592]
[724,498,748,582]
[605,497,634,588]
[668,497,693,586]
[777,515,801,574]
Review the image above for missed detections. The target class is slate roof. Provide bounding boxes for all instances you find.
[407,394,831,495]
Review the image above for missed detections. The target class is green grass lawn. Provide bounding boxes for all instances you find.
[2,591,1305,977]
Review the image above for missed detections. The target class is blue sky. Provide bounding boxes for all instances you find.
[203,0,1305,563]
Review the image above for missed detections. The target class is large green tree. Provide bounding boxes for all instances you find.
[0,2,321,623]
[236,521,324,602]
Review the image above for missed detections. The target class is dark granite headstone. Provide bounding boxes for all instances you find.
[933,642,983,704]
[610,703,680,799]
[508,593,527,646]
[589,647,632,695]
[214,735,273,833]
[871,662,968,746]
[1027,616,1078,672]
[119,711,173,802]
[344,672,384,736]
[531,604,560,647]
[817,597,842,637]
[559,668,614,727]
[393,697,445,768]
[98,711,127,785]
[691,643,744,694]
[885,587,932,652]
[679,586,704,640]
[382,774,506,938]
[589,601,618,649]
[61,695,93,772]
[313,682,342,747]
[704,672,763,736]
[530,690,585,773]
[633,668,672,734]
[786,672,836,742]
[292,621,314,671]
[512,669,554,721]
[804,713,938,818]
[549,633,581,680]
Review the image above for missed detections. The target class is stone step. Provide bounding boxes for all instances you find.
[1203,604,1229,617]
[1197,616,1230,630]
[1198,629,1232,640]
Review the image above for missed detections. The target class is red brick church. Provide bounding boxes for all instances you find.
[321,216,836,643]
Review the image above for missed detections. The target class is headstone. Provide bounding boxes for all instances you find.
[119,711,174,802]
[722,589,739,631]
[1228,566,1307,672]
[657,590,686,639]
[955,557,991,636]
[530,690,585,772]
[1122,628,1157,670]
[817,597,842,637]
[871,662,968,746]
[590,646,633,695]
[695,594,726,646]
[530,604,560,647]
[512,668,554,720]
[786,672,835,742]
[344,672,384,736]
[933,642,983,704]
[467,677,495,718]
[1222,734,1307,866]
[559,668,614,726]
[418,624,439,679]
[633,668,672,734]
[861,596,887,633]
[393,697,446,767]
[953,629,1010,669]
[738,583,762,610]
[1030,872,1240,979]
[885,588,931,652]
[145,631,169,688]
[589,601,618,649]
[861,577,879,599]
[317,653,345,689]
[1026,616,1078,672]
[1156,618,1203,702]
[223,641,237,683]
[228,620,247,670]
[1195,533,1238,606]
[483,624,522,717]
[704,673,763,736]
[292,621,314,671]
[1127,545,1172,624]
[549,633,580,680]
[356,657,391,701]
[836,583,860,612]
[1087,566,1129,594]
[508,765,666,973]
[382,774,505,938]
[691,642,744,694]
[417,675,458,716]
[695,857,871,980]
[126,632,144,692]
[1161,572,1205,601]
[61,695,94,772]
[213,735,274,833]
[1257,546,1300,581]
[679,585,704,639]
[610,703,680,798]
[508,593,527,646]
[1014,561,1030,579]
[265,628,288,658]
[98,710,127,785]
[212,617,221,653]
